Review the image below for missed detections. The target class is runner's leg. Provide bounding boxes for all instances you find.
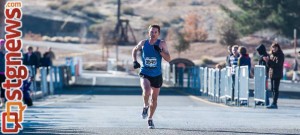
[148,87,160,119]
[140,78,151,107]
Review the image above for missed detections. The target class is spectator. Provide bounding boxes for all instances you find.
[226,45,233,67]
[23,46,39,75]
[237,46,251,105]
[34,46,42,68]
[292,59,299,82]
[256,44,270,106]
[42,47,56,75]
[229,45,239,101]
[237,46,251,77]
[22,76,34,106]
[42,47,55,67]
[263,42,284,109]
[215,64,222,70]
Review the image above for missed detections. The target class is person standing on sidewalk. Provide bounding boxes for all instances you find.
[132,24,171,129]
[42,47,56,74]
[263,42,284,109]
[34,46,42,69]
[256,44,270,106]
[23,46,39,76]
[237,46,251,105]
[229,45,239,101]
[226,45,233,67]
[237,46,251,76]
[292,58,299,82]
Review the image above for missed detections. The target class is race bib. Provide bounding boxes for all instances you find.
[145,57,157,68]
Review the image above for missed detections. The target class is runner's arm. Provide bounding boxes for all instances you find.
[132,40,144,62]
[159,40,171,62]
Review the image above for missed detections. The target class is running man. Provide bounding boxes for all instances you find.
[132,24,171,129]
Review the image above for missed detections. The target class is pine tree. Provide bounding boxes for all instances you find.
[221,0,300,38]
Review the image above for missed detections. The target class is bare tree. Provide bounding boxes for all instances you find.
[183,12,208,42]
[218,18,240,46]
[166,27,190,57]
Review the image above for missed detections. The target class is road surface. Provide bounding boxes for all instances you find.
[1,86,298,134]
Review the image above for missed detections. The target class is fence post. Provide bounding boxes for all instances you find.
[172,65,176,86]
[166,64,170,82]
[58,66,64,88]
[40,67,48,96]
[53,66,58,89]
[49,67,54,95]
[254,65,267,107]
[187,67,191,88]
[178,67,184,87]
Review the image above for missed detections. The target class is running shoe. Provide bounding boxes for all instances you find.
[148,119,155,129]
[141,106,149,119]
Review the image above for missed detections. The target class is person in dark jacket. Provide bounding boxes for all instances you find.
[23,46,39,75]
[34,46,42,68]
[42,47,56,74]
[237,46,251,76]
[263,42,284,109]
[22,76,34,106]
[256,44,270,106]
[237,46,251,105]
[42,47,55,67]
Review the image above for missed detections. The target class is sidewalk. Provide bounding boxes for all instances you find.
[75,70,140,86]
[76,70,300,92]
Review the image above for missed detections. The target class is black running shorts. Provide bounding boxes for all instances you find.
[139,73,163,88]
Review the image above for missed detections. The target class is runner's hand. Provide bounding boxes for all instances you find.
[133,61,141,69]
[153,45,162,53]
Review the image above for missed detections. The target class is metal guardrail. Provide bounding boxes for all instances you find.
[161,64,274,107]
[254,65,266,106]
[25,65,73,100]
[220,68,226,99]
[225,67,232,101]
[234,66,249,106]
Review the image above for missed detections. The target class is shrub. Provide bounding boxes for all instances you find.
[142,16,152,21]
[59,2,84,12]
[167,2,176,7]
[48,3,60,10]
[202,58,216,65]
[123,7,134,15]
[82,7,105,19]
[190,1,203,6]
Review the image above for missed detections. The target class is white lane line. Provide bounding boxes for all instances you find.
[36,90,93,107]
[92,77,96,86]
[174,90,229,108]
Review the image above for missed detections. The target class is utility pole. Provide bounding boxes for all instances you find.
[114,0,137,62]
[115,0,121,62]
